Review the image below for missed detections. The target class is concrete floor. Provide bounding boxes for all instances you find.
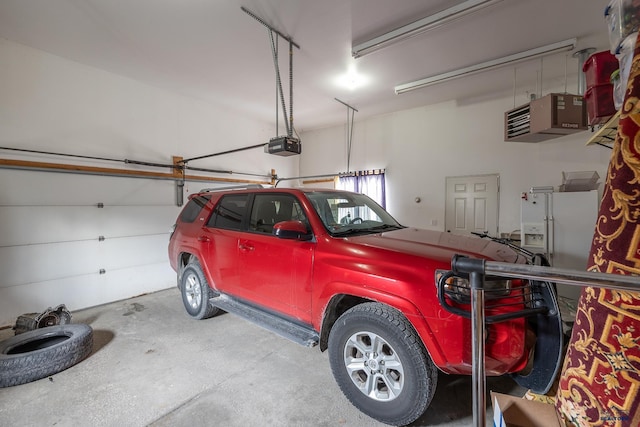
[0,288,526,426]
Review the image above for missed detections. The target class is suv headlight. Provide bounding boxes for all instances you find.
[436,270,511,303]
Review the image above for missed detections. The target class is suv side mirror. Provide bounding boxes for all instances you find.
[273,221,313,241]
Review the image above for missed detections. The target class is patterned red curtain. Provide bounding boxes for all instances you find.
[555,34,640,426]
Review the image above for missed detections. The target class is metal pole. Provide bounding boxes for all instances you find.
[451,255,487,427]
[470,271,486,427]
[334,98,359,112]
[447,256,640,427]
[483,261,640,291]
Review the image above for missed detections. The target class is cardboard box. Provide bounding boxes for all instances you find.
[492,392,562,427]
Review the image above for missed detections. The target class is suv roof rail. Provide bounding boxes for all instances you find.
[199,184,264,193]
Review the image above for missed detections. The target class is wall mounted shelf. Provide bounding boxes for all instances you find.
[586,110,620,147]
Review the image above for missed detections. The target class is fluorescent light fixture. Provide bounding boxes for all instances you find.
[394,38,577,94]
[352,0,504,58]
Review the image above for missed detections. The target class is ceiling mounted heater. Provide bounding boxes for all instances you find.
[504,42,591,142]
[504,93,587,142]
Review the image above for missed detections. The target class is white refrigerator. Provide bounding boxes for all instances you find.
[520,189,600,301]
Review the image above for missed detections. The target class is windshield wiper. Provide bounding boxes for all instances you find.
[331,224,403,236]
[331,227,362,236]
[367,224,403,232]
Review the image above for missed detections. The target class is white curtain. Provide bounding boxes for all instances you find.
[337,171,386,208]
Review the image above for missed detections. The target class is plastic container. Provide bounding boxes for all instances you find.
[615,32,637,105]
[585,84,616,126]
[611,69,624,109]
[605,0,640,53]
[582,50,619,88]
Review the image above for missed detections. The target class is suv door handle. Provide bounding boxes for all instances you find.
[197,235,211,243]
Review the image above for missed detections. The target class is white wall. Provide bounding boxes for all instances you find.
[0,38,297,325]
[300,94,611,235]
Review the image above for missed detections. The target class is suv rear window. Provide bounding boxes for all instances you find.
[180,195,211,223]
[207,194,248,230]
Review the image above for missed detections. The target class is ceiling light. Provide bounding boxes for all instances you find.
[394,38,577,94]
[335,65,369,90]
[352,0,504,58]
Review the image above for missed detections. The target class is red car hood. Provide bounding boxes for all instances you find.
[349,228,523,264]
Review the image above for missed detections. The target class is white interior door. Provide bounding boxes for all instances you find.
[445,174,499,236]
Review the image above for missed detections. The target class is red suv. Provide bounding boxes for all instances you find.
[168,186,562,425]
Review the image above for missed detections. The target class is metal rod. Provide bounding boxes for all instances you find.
[275,36,279,136]
[450,256,488,426]
[0,146,270,177]
[289,39,293,137]
[241,6,300,49]
[124,159,176,168]
[275,169,385,185]
[539,57,543,99]
[334,98,359,112]
[184,165,272,178]
[269,30,290,136]
[0,146,123,163]
[180,143,266,163]
[449,256,640,427]
[470,272,486,427]
[564,53,568,94]
[512,68,516,108]
[334,98,358,173]
[274,171,360,186]
[596,142,614,149]
[484,261,640,291]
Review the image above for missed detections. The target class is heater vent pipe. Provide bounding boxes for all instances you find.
[573,47,596,95]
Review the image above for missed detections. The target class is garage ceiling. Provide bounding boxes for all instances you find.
[0,0,610,131]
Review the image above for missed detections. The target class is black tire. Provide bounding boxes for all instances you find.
[328,303,437,426]
[180,261,219,319]
[0,324,93,388]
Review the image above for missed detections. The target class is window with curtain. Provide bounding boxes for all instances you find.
[336,170,386,208]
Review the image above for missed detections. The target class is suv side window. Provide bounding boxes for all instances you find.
[249,194,308,234]
[207,194,248,230]
[180,195,211,223]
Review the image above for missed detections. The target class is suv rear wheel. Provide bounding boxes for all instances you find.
[180,261,219,320]
[328,302,437,425]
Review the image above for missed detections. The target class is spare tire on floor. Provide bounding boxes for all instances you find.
[0,324,93,388]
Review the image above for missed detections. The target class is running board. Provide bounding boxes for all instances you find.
[210,294,319,348]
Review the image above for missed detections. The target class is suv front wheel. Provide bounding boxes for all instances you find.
[180,261,219,320]
[328,302,437,426]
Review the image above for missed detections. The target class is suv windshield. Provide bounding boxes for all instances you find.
[306,191,404,236]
